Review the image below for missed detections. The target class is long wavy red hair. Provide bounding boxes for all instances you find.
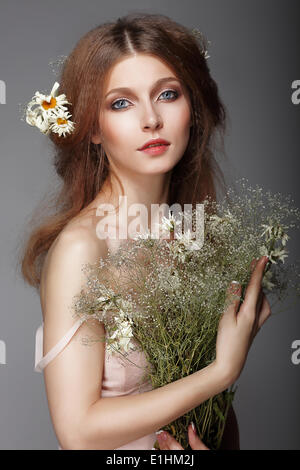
[18,12,229,290]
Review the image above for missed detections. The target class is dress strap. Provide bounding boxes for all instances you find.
[34,318,84,373]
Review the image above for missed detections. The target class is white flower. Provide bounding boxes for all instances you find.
[259,245,288,264]
[32,82,69,115]
[159,211,181,233]
[33,113,51,134]
[175,229,202,251]
[132,228,158,240]
[260,223,273,239]
[97,296,108,302]
[167,230,200,263]
[107,318,134,354]
[25,81,75,137]
[118,320,134,351]
[258,245,269,257]
[48,109,75,137]
[260,222,289,246]
[25,109,38,126]
[270,247,288,264]
[281,232,289,246]
[262,270,275,291]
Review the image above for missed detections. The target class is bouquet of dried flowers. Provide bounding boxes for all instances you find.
[71,179,300,449]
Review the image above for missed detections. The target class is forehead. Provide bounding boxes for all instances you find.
[103,53,178,92]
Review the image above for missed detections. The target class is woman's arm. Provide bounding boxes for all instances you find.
[81,362,229,450]
[219,405,240,450]
[41,229,232,450]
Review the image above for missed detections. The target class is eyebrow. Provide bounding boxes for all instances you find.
[105,76,182,99]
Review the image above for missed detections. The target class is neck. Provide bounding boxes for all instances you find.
[96,170,173,237]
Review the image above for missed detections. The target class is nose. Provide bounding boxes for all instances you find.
[141,103,163,131]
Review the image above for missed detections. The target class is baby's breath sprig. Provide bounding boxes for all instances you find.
[191,28,211,59]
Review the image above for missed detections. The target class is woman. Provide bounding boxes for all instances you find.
[20,13,271,450]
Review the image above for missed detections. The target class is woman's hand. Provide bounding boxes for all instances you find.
[155,424,210,450]
[215,255,272,384]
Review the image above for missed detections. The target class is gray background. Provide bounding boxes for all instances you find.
[0,0,299,450]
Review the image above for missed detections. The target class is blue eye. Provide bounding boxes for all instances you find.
[110,89,179,110]
[111,98,130,110]
[159,89,178,100]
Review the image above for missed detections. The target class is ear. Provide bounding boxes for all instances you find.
[91,133,101,145]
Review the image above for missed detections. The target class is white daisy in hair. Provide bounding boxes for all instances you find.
[25,109,38,127]
[31,81,69,115]
[25,81,74,136]
[26,110,50,135]
[48,109,75,137]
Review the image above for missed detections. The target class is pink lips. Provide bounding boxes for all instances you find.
[139,144,170,156]
[138,138,170,150]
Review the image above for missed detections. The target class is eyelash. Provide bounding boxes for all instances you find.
[110,89,179,110]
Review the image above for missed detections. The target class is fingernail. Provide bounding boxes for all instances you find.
[191,421,196,433]
[229,281,240,293]
[156,431,167,441]
[263,255,269,263]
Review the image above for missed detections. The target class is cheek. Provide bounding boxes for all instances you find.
[101,114,136,149]
[165,101,191,136]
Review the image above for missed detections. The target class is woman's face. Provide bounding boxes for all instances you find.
[93,53,192,177]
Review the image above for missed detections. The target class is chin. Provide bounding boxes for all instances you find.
[138,163,177,176]
[138,154,182,174]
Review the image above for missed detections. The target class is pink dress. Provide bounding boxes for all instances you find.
[34,318,157,450]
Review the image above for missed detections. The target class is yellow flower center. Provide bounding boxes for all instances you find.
[42,97,57,110]
[57,117,67,125]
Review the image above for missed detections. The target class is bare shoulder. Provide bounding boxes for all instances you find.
[51,222,107,265]
[40,216,108,310]
[53,210,108,261]
[39,215,109,347]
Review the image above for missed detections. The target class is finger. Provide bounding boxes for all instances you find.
[257,287,263,313]
[242,256,269,315]
[257,294,272,330]
[252,287,263,332]
[250,258,259,273]
[156,431,184,450]
[188,423,210,450]
[222,281,242,323]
